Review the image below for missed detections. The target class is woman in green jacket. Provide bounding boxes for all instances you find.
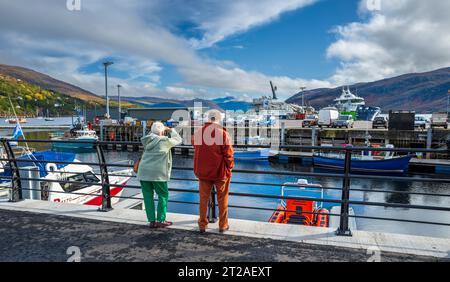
[137,121,182,228]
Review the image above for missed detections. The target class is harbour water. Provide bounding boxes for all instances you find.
[2,124,450,239]
[85,151,450,239]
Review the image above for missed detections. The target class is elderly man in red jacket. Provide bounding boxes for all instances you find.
[193,109,234,233]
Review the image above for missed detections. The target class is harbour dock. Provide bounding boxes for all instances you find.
[0,200,448,262]
[93,123,450,173]
[95,123,450,151]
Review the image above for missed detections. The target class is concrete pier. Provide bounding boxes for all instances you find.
[0,200,448,262]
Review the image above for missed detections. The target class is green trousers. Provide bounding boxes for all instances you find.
[140,181,169,222]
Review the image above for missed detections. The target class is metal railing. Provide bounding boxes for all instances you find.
[1,138,450,237]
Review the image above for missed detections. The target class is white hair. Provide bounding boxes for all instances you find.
[151,121,165,135]
[207,109,223,123]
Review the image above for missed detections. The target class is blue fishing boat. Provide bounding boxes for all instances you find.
[313,154,413,174]
[234,148,270,161]
[313,145,414,174]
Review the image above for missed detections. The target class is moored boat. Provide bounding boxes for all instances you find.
[313,144,414,174]
[1,151,132,206]
[233,136,271,161]
[269,179,357,229]
[51,128,98,150]
[334,87,365,118]
[6,117,27,124]
[234,148,271,161]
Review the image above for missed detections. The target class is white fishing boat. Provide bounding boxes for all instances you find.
[0,151,132,206]
[51,127,98,150]
[334,87,365,116]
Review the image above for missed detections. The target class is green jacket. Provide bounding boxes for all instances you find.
[137,129,182,182]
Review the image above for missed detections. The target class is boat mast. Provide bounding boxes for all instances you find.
[7,93,31,152]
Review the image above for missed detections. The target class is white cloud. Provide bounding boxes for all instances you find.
[165,86,197,99]
[2,0,447,103]
[185,0,318,48]
[0,0,324,100]
[327,0,450,85]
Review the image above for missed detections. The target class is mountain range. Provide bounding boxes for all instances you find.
[287,67,450,113]
[0,64,449,114]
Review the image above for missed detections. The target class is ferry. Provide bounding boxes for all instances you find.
[269,179,357,229]
[1,151,132,206]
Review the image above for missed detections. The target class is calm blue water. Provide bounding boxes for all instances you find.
[76,150,450,239]
[2,117,74,127]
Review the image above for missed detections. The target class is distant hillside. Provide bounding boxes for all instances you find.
[0,64,136,110]
[286,67,450,113]
[212,96,251,111]
[123,96,252,112]
[123,96,223,111]
[0,74,97,116]
[0,64,104,103]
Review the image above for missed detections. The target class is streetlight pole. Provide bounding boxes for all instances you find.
[300,86,307,107]
[117,84,122,121]
[103,61,114,119]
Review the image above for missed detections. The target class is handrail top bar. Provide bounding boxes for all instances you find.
[1,138,448,153]
[2,157,450,183]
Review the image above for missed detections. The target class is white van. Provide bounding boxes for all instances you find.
[318,107,340,128]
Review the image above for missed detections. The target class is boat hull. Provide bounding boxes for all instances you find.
[52,142,95,150]
[313,155,414,173]
[51,137,97,150]
[234,149,270,161]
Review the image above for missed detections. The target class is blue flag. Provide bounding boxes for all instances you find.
[12,123,24,140]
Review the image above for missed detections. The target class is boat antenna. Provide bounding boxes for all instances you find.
[7,93,32,153]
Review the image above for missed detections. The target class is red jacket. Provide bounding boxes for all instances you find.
[193,123,234,181]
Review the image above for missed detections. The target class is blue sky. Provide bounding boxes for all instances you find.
[0,0,449,100]
[198,0,360,80]
[79,0,360,89]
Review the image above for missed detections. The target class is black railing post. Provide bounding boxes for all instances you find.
[95,142,113,212]
[208,187,217,223]
[1,139,23,202]
[336,148,352,236]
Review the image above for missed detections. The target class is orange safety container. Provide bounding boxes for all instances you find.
[315,208,329,227]
[285,199,314,224]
